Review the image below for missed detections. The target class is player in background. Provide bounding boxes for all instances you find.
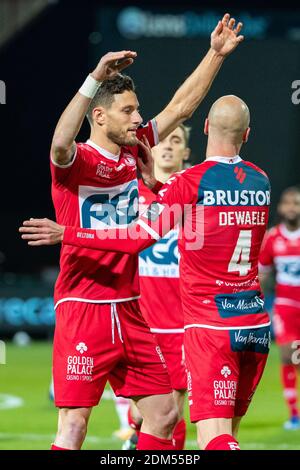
[259,187,300,430]
[21,94,271,450]
[112,396,134,441]
[20,15,244,451]
[125,125,191,450]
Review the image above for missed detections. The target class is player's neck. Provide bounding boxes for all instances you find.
[283,221,300,232]
[89,132,121,156]
[154,165,182,184]
[206,141,242,159]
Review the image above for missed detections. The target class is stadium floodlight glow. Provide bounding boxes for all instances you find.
[0,341,6,364]
[0,80,6,104]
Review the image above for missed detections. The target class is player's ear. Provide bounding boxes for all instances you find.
[93,107,106,126]
[183,147,191,161]
[204,118,209,135]
[243,127,251,143]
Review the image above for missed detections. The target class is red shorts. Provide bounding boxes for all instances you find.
[53,300,172,407]
[273,305,300,345]
[153,332,186,391]
[184,325,270,422]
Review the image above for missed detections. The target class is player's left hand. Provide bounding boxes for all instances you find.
[19,218,65,246]
[211,13,244,57]
[91,50,137,82]
[136,136,157,190]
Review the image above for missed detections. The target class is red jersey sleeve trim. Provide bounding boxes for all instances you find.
[63,224,157,254]
[50,146,78,168]
[150,118,159,145]
[258,262,273,273]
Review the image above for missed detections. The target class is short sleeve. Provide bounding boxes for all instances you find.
[50,143,84,186]
[136,119,159,148]
[259,230,274,272]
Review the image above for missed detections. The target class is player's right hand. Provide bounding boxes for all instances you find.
[19,218,65,246]
[210,13,244,57]
[91,50,137,82]
[137,136,157,190]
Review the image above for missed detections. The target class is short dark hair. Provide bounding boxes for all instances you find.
[280,185,300,200]
[86,74,135,125]
[178,123,191,147]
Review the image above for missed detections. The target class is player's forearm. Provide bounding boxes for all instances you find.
[258,272,270,292]
[63,198,180,253]
[166,49,224,121]
[63,225,156,255]
[51,92,92,163]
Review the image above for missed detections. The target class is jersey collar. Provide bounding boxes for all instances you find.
[206,155,242,164]
[86,139,120,162]
[279,224,300,240]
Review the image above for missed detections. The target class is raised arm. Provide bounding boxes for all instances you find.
[50,50,137,165]
[155,13,244,140]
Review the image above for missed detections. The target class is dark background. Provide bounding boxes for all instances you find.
[0,1,299,333]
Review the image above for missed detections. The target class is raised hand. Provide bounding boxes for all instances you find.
[91,50,137,82]
[211,13,244,57]
[19,218,65,246]
[136,136,157,189]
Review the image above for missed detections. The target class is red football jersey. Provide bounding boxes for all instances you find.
[51,120,158,308]
[63,156,271,329]
[259,224,300,309]
[138,180,183,331]
[155,156,271,329]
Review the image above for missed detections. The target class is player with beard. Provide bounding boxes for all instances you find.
[259,187,300,430]
[20,94,271,451]
[20,14,244,451]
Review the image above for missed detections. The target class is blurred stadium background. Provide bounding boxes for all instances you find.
[0,0,300,450]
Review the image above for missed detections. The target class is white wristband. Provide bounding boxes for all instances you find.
[79,74,102,99]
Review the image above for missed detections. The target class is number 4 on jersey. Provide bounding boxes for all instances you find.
[228,230,252,276]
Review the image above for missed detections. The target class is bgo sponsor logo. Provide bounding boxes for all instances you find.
[139,230,179,277]
[79,180,139,229]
